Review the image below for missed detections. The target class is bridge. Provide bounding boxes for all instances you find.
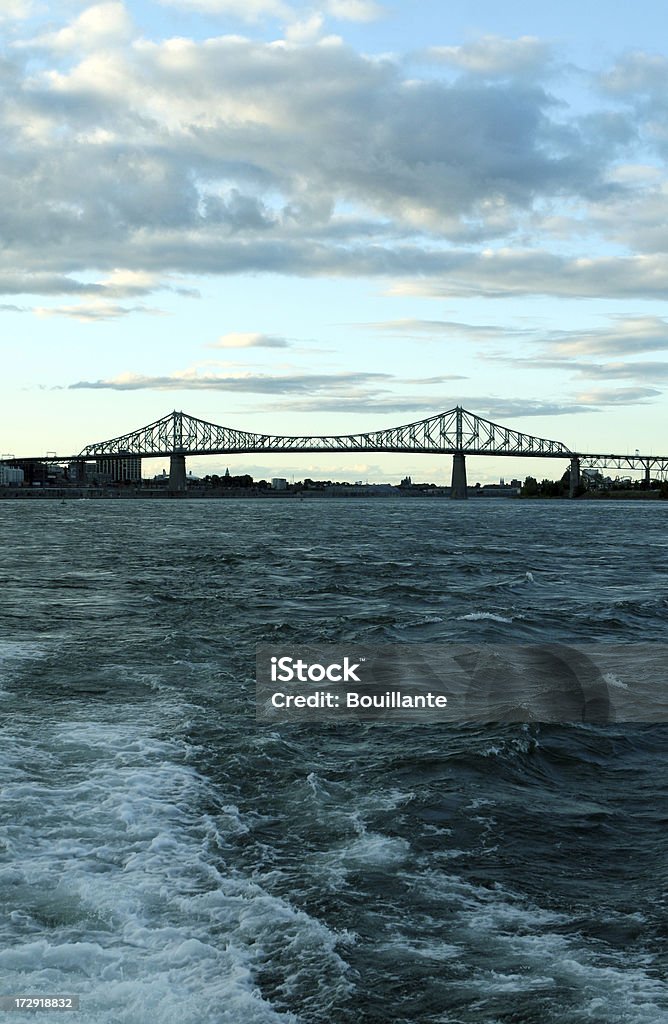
[4,407,668,497]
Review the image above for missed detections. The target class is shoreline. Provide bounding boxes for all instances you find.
[0,488,662,501]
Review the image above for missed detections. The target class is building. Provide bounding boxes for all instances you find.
[271,477,288,490]
[473,482,521,497]
[95,457,142,483]
[0,465,24,486]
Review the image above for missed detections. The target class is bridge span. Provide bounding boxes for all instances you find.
[4,407,668,497]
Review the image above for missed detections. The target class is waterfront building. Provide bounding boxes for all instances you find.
[0,466,24,486]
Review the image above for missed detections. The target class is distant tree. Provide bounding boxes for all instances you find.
[539,478,563,498]
[521,476,539,497]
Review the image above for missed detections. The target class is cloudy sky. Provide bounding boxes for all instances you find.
[3,0,668,482]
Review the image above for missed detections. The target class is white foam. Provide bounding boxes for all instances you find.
[457,612,514,623]
[416,872,668,1022]
[604,671,630,690]
[0,706,353,1023]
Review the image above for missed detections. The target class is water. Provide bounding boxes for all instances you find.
[0,499,666,1023]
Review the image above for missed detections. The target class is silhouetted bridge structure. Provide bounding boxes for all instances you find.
[4,408,667,497]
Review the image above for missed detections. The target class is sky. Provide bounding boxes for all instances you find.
[3,0,668,483]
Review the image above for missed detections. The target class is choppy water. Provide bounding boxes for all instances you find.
[0,499,666,1023]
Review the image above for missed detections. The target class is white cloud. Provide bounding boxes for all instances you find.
[324,0,384,22]
[23,2,134,52]
[425,35,551,77]
[0,0,33,22]
[100,269,162,296]
[285,12,324,42]
[212,332,291,348]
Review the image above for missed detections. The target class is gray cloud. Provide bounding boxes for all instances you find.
[388,252,668,300]
[0,22,647,299]
[68,369,393,392]
[211,332,291,349]
[360,318,530,340]
[66,367,466,398]
[357,314,668,387]
[599,51,668,98]
[423,35,553,79]
[480,316,668,391]
[265,394,611,419]
[573,386,661,405]
[548,316,668,355]
[35,302,167,321]
[0,275,105,297]
[580,361,668,381]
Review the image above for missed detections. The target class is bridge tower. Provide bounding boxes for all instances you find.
[169,411,187,491]
[169,454,187,491]
[450,406,468,499]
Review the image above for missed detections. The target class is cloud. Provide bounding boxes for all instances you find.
[34,301,167,321]
[361,318,528,340]
[324,0,384,22]
[285,13,325,43]
[66,359,659,421]
[1,22,666,307]
[599,51,668,98]
[489,351,668,384]
[579,361,668,381]
[573,386,661,405]
[387,252,668,300]
[0,23,641,302]
[548,315,668,355]
[266,395,601,418]
[157,0,292,20]
[212,332,291,348]
[0,1,33,22]
[424,35,552,78]
[23,2,134,52]
[100,269,163,297]
[0,275,105,297]
[68,369,393,391]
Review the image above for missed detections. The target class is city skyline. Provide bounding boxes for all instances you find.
[3,0,668,482]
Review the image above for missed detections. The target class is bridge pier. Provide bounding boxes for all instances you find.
[569,457,580,498]
[169,453,187,491]
[644,463,651,489]
[69,459,86,483]
[451,453,468,499]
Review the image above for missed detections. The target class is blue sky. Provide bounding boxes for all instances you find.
[3,0,668,483]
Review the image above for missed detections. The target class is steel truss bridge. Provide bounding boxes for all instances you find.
[4,407,667,497]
